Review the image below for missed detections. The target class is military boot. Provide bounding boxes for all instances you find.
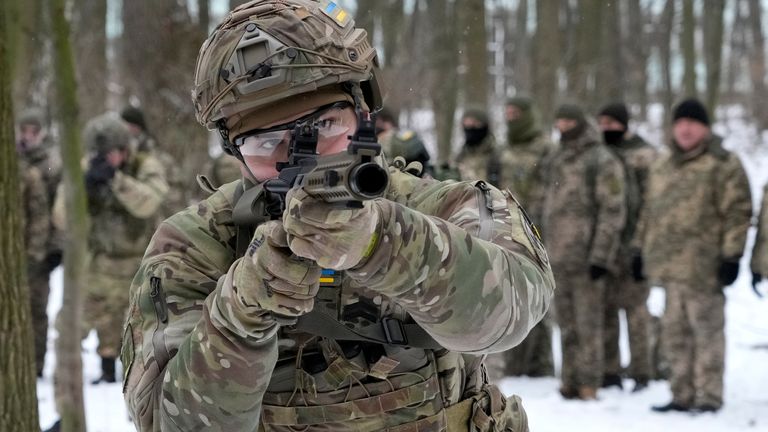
[601,373,623,389]
[91,356,117,384]
[577,386,598,400]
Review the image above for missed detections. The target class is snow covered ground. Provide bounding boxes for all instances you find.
[37,107,768,431]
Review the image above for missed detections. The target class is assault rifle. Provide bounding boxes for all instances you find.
[231,107,389,226]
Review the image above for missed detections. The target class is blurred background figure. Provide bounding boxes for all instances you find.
[16,108,62,378]
[637,99,752,413]
[597,102,657,392]
[376,108,432,177]
[456,108,500,185]
[542,104,627,400]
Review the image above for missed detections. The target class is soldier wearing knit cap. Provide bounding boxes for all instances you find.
[637,98,752,412]
[456,107,500,184]
[542,103,627,400]
[597,102,657,392]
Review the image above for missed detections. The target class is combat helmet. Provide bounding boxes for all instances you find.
[18,108,45,130]
[192,0,382,156]
[84,113,132,155]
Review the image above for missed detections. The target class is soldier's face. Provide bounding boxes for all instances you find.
[19,124,43,147]
[673,119,710,152]
[505,105,522,122]
[598,116,625,132]
[240,105,357,182]
[555,118,578,133]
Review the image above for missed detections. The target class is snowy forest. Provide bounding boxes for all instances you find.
[2,0,768,431]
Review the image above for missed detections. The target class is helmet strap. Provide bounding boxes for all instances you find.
[217,120,259,182]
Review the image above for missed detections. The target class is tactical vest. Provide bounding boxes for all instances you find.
[197,165,530,431]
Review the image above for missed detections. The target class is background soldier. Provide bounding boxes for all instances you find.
[637,99,752,413]
[375,108,432,176]
[19,159,50,377]
[456,108,500,184]
[486,96,555,381]
[72,113,169,384]
[16,109,61,377]
[121,105,186,218]
[752,182,768,297]
[210,151,243,186]
[597,102,657,392]
[542,104,626,400]
[122,2,555,430]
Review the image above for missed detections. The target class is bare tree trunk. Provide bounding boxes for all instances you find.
[659,0,676,141]
[747,0,768,130]
[121,0,208,205]
[198,0,210,35]
[725,0,747,100]
[0,1,40,430]
[354,0,379,38]
[10,0,46,110]
[380,0,405,69]
[73,0,107,124]
[426,0,460,163]
[597,0,624,104]
[703,0,725,118]
[626,0,649,119]
[511,0,529,94]
[459,0,489,109]
[532,0,560,125]
[50,0,88,430]
[681,0,697,98]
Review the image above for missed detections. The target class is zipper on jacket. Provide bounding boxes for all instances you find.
[150,276,168,324]
[475,181,494,241]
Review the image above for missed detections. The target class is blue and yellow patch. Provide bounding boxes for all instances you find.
[319,268,341,287]
[320,1,351,27]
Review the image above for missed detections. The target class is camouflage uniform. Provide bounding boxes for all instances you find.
[455,135,499,185]
[603,134,656,384]
[122,3,555,430]
[122,165,555,431]
[486,99,555,380]
[81,115,170,359]
[17,114,62,377]
[541,124,626,392]
[19,159,51,375]
[751,183,768,279]
[637,135,751,408]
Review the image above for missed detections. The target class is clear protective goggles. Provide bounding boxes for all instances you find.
[233,102,354,157]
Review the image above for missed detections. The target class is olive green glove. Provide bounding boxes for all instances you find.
[233,220,321,318]
[283,188,380,270]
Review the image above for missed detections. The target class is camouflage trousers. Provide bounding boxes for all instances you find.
[662,282,725,408]
[554,270,605,389]
[486,315,553,382]
[28,266,52,376]
[603,270,651,379]
[84,254,139,358]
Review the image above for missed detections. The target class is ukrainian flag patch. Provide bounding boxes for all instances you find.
[321,1,351,27]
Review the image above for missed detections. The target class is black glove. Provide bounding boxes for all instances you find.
[753,272,764,298]
[717,260,740,286]
[44,250,63,272]
[631,254,645,282]
[85,156,116,198]
[590,265,609,281]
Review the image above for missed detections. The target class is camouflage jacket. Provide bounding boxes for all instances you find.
[607,134,657,249]
[86,151,169,259]
[752,183,768,276]
[122,167,555,431]
[455,135,500,186]
[19,159,50,266]
[540,126,627,273]
[20,140,62,256]
[636,135,752,286]
[497,134,554,224]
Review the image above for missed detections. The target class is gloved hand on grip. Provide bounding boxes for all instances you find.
[233,220,321,319]
[283,188,381,270]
